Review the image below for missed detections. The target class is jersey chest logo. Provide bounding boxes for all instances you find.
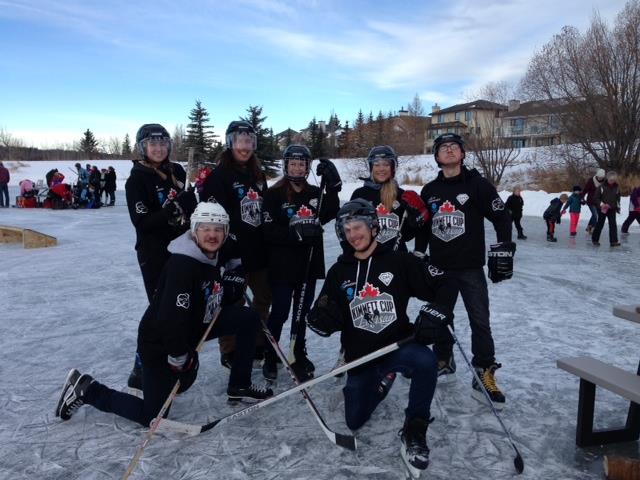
[203,281,223,324]
[349,282,396,334]
[375,203,400,244]
[432,200,465,242]
[240,188,262,227]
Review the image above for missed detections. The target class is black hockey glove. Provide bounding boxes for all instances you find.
[315,158,342,192]
[487,241,516,283]
[175,190,198,217]
[168,350,199,393]
[291,220,323,245]
[222,269,246,306]
[414,303,453,346]
[307,294,344,337]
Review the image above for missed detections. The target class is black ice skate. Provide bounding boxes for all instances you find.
[227,384,274,403]
[127,357,143,394]
[471,363,506,409]
[437,355,457,385]
[399,417,431,478]
[55,369,94,420]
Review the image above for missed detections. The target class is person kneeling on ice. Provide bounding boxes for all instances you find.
[55,202,273,427]
[306,199,454,477]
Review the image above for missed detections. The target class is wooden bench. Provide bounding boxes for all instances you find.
[557,356,640,447]
[0,225,57,249]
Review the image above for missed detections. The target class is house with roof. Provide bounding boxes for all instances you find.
[501,99,568,148]
[426,100,507,152]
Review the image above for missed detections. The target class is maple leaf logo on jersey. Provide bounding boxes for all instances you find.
[246,188,259,200]
[358,282,380,299]
[376,203,389,215]
[439,201,455,213]
[297,205,313,217]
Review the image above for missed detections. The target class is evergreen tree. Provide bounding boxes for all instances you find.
[241,105,278,175]
[79,129,99,159]
[375,110,385,145]
[307,117,327,159]
[354,110,367,156]
[121,134,132,157]
[339,120,351,157]
[284,128,294,147]
[184,99,216,169]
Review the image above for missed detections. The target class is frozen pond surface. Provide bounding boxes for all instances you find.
[1,206,639,479]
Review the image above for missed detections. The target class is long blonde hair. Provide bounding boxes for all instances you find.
[380,181,398,212]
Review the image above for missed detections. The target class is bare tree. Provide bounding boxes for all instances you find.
[521,0,640,175]
[106,136,121,156]
[464,82,520,185]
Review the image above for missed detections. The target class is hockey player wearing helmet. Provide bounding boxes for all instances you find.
[416,132,513,408]
[307,199,454,477]
[124,123,197,391]
[351,145,429,252]
[261,145,340,382]
[200,120,271,368]
[55,203,273,428]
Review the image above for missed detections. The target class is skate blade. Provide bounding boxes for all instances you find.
[400,445,427,479]
[471,389,505,410]
[55,368,80,417]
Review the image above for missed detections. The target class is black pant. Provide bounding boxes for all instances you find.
[137,249,171,302]
[0,183,8,207]
[434,267,496,368]
[622,211,640,233]
[86,305,259,426]
[592,210,618,244]
[512,216,524,236]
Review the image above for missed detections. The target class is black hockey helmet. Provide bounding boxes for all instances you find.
[225,120,257,150]
[335,198,379,243]
[135,123,172,158]
[433,133,465,165]
[367,145,397,175]
[282,144,311,182]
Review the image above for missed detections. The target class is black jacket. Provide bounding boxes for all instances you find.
[351,183,418,252]
[137,232,227,366]
[308,242,452,365]
[418,166,512,270]
[543,198,564,223]
[505,194,524,219]
[262,181,339,284]
[200,161,268,272]
[125,160,187,252]
[105,170,117,192]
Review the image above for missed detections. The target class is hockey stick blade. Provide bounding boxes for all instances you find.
[514,450,525,474]
[157,336,414,437]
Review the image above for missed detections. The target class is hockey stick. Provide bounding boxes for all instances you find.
[287,174,326,364]
[446,325,524,474]
[392,210,408,252]
[157,335,415,436]
[122,307,222,480]
[261,319,356,451]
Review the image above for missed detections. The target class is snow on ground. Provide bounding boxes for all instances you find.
[1,202,639,479]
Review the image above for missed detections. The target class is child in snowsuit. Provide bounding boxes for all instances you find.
[505,186,526,239]
[561,186,583,236]
[543,193,568,242]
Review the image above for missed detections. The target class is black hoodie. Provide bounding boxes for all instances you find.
[418,166,511,270]
[125,160,187,252]
[308,242,453,364]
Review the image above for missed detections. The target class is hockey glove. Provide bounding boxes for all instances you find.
[168,350,199,393]
[400,191,430,228]
[414,303,453,346]
[175,190,198,217]
[291,220,323,245]
[307,294,344,337]
[487,241,516,283]
[315,158,342,192]
[222,269,247,306]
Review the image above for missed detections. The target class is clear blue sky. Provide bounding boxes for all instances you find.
[0,0,628,148]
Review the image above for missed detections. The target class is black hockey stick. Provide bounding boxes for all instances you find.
[261,319,356,450]
[123,307,222,479]
[447,325,524,474]
[157,335,415,436]
[288,174,326,363]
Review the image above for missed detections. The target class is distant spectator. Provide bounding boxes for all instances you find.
[45,168,59,187]
[561,185,583,237]
[19,179,36,197]
[621,185,640,234]
[104,166,117,206]
[592,171,621,247]
[505,186,526,239]
[100,168,107,203]
[543,193,569,242]
[0,161,9,207]
[581,168,606,234]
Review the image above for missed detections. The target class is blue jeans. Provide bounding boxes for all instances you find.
[343,342,437,430]
[266,281,316,354]
[86,305,259,426]
[587,204,599,229]
[0,183,8,206]
[434,267,495,368]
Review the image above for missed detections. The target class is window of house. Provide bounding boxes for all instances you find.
[455,111,461,121]
[512,139,525,148]
[438,114,445,123]
[465,111,472,121]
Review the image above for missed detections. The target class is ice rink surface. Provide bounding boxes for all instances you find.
[1,204,639,479]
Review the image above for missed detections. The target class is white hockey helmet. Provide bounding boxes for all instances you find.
[190,201,230,239]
